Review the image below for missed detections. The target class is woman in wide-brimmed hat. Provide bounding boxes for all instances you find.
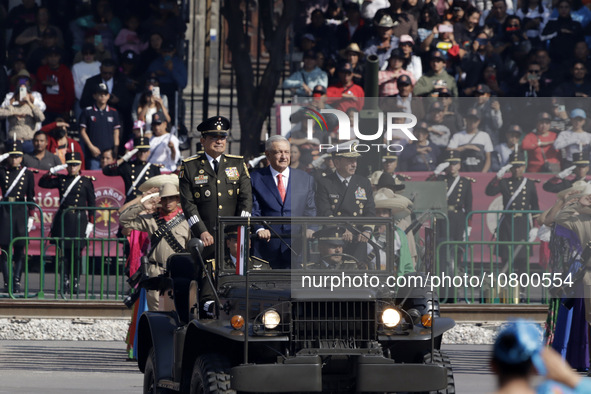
[339,42,366,87]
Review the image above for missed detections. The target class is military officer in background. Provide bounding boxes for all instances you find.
[427,150,474,241]
[309,227,361,270]
[102,135,161,203]
[0,141,35,293]
[39,152,96,293]
[485,150,539,276]
[315,144,375,260]
[372,152,410,191]
[222,227,270,272]
[543,151,589,194]
[179,116,252,258]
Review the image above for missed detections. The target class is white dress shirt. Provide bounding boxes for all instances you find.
[269,165,290,189]
[336,171,352,186]
[205,152,222,172]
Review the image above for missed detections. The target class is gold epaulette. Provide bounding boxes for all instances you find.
[183,155,201,163]
[251,256,269,265]
[84,175,96,181]
[225,154,243,159]
[465,177,476,183]
[154,163,165,168]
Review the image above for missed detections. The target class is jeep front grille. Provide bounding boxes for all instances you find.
[291,301,376,344]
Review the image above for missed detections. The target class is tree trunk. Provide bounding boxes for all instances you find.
[222,0,295,158]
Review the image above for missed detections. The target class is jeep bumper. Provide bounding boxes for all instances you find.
[230,354,449,392]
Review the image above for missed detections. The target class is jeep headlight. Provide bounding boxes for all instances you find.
[262,309,281,329]
[382,308,402,328]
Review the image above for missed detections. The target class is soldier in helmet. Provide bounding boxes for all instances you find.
[485,150,539,276]
[543,151,589,194]
[39,151,96,292]
[102,135,161,203]
[0,140,35,293]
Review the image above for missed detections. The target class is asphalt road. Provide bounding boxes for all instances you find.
[0,341,496,393]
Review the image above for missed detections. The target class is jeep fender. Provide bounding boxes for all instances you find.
[137,311,180,378]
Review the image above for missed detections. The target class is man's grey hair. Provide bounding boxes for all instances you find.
[265,135,290,151]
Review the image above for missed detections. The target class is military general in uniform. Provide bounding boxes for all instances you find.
[102,135,161,203]
[39,151,96,292]
[0,141,35,293]
[485,150,539,276]
[179,116,252,256]
[543,151,590,194]
[315,145,375,261]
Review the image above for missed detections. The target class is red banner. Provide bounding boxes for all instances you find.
[27,170,125,256]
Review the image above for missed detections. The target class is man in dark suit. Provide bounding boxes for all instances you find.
[315,143,376,260]
[79,59,133,149]
[251,135,316,269]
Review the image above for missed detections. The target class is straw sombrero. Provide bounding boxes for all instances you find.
[138,174,179,192]
[556,180,591,200]
[374,187,413,220]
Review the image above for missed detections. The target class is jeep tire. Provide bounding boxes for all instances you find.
[422,349,455,394]
[190,353,235,394]
[144,348,172,394]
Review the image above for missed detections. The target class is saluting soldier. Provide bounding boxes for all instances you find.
[179,116,252,258]
[315,144,375,260]
[0,141,35,293]
[102,135,161,203]
[485,150,539,276]
[373,152,410,191]
[119,182,191,311]
[39,152,96,293]
[543,151,589,194]
[427,150,474,241]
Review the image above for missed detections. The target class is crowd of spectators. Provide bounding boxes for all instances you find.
[0,0,188,170]
[284,0,591,173]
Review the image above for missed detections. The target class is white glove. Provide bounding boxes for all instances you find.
[462,226,472,241]
[558,165,577,179]
[122,148,138,162]
[433,162,450,175]
[27,217,34,233]
[529,227,539,243]
[248,155,266,168]
[0,153,9,162]
[311,154,330,168]
[497,164,513,179]
[50,164,68,175]
[85,223,94,238]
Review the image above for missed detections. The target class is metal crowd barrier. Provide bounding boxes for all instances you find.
[435,240,545,304]
[1,204,128,301]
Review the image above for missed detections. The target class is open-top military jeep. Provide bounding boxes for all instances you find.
[136,217,456,394]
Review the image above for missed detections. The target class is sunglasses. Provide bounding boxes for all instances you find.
[528,69,540,73]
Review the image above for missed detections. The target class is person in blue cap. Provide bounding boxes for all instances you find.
[491,319,591,394]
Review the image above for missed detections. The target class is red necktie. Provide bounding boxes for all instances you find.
[277,174,286,202]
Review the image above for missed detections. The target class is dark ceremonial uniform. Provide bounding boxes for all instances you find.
[427,150,473,241]
[543,152,589,194]
[102,136,161,203]
[485,151,539,274]
[179,116,252,308]
[39,151,95,290]
[0,141,35,292]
